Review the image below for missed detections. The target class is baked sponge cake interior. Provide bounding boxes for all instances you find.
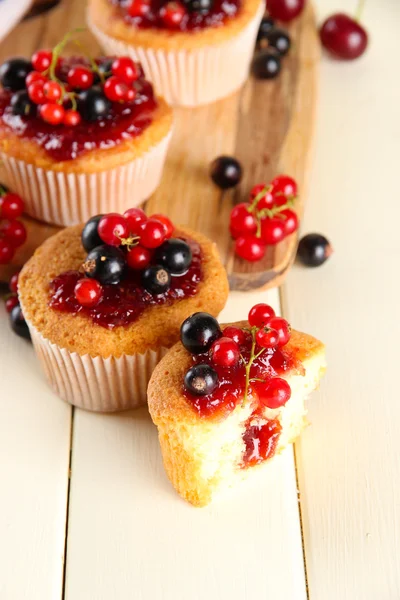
[148,306,326,506]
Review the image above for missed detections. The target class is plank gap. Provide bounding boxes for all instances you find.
[61,406,76,600]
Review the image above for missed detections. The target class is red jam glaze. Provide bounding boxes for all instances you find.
[111,0,241,31]
[242,417,282,467]
[49,237,202,329]
[0,58,157,162]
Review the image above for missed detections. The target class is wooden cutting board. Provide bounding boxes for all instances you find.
[0,0,319,289]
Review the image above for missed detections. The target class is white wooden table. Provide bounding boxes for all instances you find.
[1,1,400,598]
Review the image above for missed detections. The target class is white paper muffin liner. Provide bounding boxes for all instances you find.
[0,128,172,227]
[88,2,264,107]
[26,319,168,412]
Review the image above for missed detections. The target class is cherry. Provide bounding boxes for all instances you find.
[128,0,151,17]
[230,203,257,239]
[31,50,52,73]
[98,213,129,246]
[297,233,332,267]
[210,156,243,190]
[222,326,246,346]
[67,66,94,90]
[63,110,81,127]
[266,0,305,22]
[112,57,139,83]
[260,217,286,245]
[127,245,152,269]
[266,316,290,346]
[271,174,297,198]
[74,278,103,307]
[5,295,19,314]
[320,13,368,60]
[26,71,46,87]
[160,2,186,27]
[0,193,24,219]
[256,326,279,349]
[39,103,65,125]
[150,214,174,239]
[255,377,291,409]
[248,303,275,328]
[281,209,298,235]
[104,76,128,102]
[0,219,27,247]
[43,81,62,102]
[235,235,265,262]
[28,80,46,104]
[123,207,147,234]
[210,337,240,367]
[0,239,14,264]
[9,272,20,293]
[140,218,167,249]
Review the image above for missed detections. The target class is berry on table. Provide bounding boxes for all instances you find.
[39,103,65,125]
[235,235,265,262]
[127,245,152,269]
[230,203,257,239]
[150,214,174,239]
[5,295,19,314]
[9,304,31,340]
[128,0,151,17]
[210,337,240,367]
[123,207,147,234]
[142,265,171,294]
[9,272,20,294]
[31,50,52,73]
[184,364,218,396]
[266,29,291,56]
[10,91,36,118]
[0,58,33,91]
[78,87,111,122]
[0,193,24,219]
[271,174,297,198]
[222,326,246,346]
[260,217,285,245]
[254,377,291,408]
[297,233,333,267]
[256,326,279,349]
[266,316,290,346]
[180,312,222,354]
[74,278,103,308]
[160,2,187,28]
[256,17,275,46]
[320,13,368,60]
[98,213,129,246]
[83,245,126,285]
[81,214,104,252]
[140,218,167,249]
[210,156,243,190]
[266,0,305,22]
[248,303,275,328]
[112,57,139,84]
[252,49,281,80]
[154,238,192,275]
[67,66,94,90]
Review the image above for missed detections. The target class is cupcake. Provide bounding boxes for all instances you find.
[18,209,229,411]
[88,0,264,107]
[148,306,326,506]
[0,36,173,227]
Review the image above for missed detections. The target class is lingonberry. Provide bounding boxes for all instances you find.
[31,50,52,73]
[5,295,19,314]
[67,66,94,90]
[266,0,304,22]
[126,245,152,269]
[235,235,265,261]
[266,316,290,346]
[98,213,129,246]
[39,103,65,125]
[248,303,275,328]
[230,203,257,239]
[111,57,139,84]
[260,217,286,245]
[26,71,46,87]
[160,2,186,28]
[222,326,246,346]
[9,271,20,293]
[1,219,27,247]
[0,239,14,264]
[104,76,128,102]
[74,278,103,307]
[140,218,167,249]
[123,207,147,234]
[281,209,298,235]
[271,174,297,198]
[320,14,368,60]
[128,0,151,17]
[63,109,81,127]
[0,193,24,219]
[150,214,174,239]
[255,377,291,409]
[256,326,279,349]
[43,80,62,102]
[28,80,46,104]
[210,337,240,367]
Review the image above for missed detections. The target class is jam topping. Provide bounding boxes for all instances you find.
[242,417,282,467]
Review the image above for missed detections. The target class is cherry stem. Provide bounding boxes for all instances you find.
[355,0,366,21]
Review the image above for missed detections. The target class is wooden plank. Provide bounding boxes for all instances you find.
[0,304,72,600]
[65,289,308,600]
[284,1,400,598]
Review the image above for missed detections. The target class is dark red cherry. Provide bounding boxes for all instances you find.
[320,13,368,60]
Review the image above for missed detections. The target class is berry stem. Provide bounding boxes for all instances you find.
[46,28,86,106]
[248,185,272,213]
[72,39,106,83]
[355,0,366,21]
[257,196,296,220]
[118,234,140,250]
[241,326,266,406]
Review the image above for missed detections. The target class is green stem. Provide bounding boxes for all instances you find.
[355,0,366,21]
[242,327,266,407]
[72,39,105,83]
[248,185,272,213]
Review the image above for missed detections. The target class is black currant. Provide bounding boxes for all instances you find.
[83,245,126,285]
[266,29,291,56]
[10,90,36,118]
[81,214,104,252]
[142,265,171,294]
[256,17,275,45]
[184,0,213,14]
[94,58,114,83]
[0,58,32,91]
[252,49,281,79]
[78,86,111,122]
[210,156,243,190]
[184,364,218,396]
[10,304,31,340]
[180,312,222,354]
[154,239,192,275]
[297,234,332,267]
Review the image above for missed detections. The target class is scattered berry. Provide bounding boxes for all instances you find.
[83,245,126,285]
[184,364,218,396]
[140,218,167,249]
[74,278,103,307]
[142,265,171,294]
[210,156,243,190]
[297,233,333,267]
[266,29,291,56]
[252,49,281,79]
[98,213,129,246]
[255,377,291,408]
[127,245,152,269]
[0,58,33,91]
[210,337,240,367]
[154,238,192,275]
[9,304,31,340]
[248,303,275,328]
[180,312,222,354]
[320,13,368,60]
[235,235,265,262]
[266,0,305,22]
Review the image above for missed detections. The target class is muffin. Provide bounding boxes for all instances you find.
[88,0,264,107]
[0,41,173,227]
[18,209,229,411]
[148,307,326,506]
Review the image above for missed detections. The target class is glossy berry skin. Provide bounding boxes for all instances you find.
[98,213,129,246]
[9,272,20,293]
[0,239,14,264]
[40,103,65,125]
[1,219,27,247]
[28,80,46,104]
[78,87,111,122]
[5,295,19,314]
[184,0,213,14]
[230,203,257,239]
[210,337,240,367]
[128,0,151,17]
[112,57,139,84]
[31,50,52,73]
[256,17,275,45]
[266,0,304,22]
[127,245,152,269]
[252,49,281,79]
[142,265,171,294]
[81,214,104,252]
[10,304,31,340]
[222,326,246,346]
[140,219,167,249]
[43,81,62,102]
[180,312,222,354]
[160,2,186,28]
[261,217,286,245]
[83,245,126,285]
[154,238,192,275]
[104,76,127,102]
[271,174,297,198]
[297,233,332,267]
[320,14,368,60]
[11,91,36,118]
[281,209,298,235]
[250,185,274,210]
[248,303,275,328]
[26,71,46,87]
[266,29,291,56]
[0,193,24,219]
[0,58,32,91]
[63,110,81,127]
[266,316,290,346]
[255,377,291,409]
[74,278,103,307]
[123,207,147,234]
[67,66,94,90]
[184,364,218,396]
[235,235,265,262]
[150,214,174,239]
[210,156,243,190]
[256,326,279,348]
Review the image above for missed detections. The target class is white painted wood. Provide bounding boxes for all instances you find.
[0,304,72,600]
[65,290,308,600]
[284,1,400,598]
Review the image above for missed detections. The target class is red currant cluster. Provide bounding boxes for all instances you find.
[230,174,299,262]
[0,187,26,265]
[4,271,30,340]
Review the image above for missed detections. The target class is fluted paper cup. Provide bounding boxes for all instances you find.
[88,2,264,107]
[26,319,168,412]
[0,128,172,227]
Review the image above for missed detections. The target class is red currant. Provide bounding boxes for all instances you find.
[266,0,304,22]
[67,66,94,90]
[255,377,291,409]
[266,317,290,346]
[128,0,151,17]
[74,278,103,308]
[257,190,275,210]
[281,209,298,235]
[140,218,167,249]
[123,207,147,234]
[160,1,186,28]
[248,303,275,328]
[222,326,246,346]
[63,110,81,127]
[31,50,52,73]
[26,71,46,87]
[0,239,14,264]
[230,203,257,239]
[104,76,128,102]
[0,193,24,219]
[260,217,286,245]
[250,183,267,200]
[271,174,297,198]
[150,214,174,239]
[9,271,20,293]
[256,326,279,349]
[1,219,27,247]
[112,57,139,84]
[5,295,19,313]
[124,88,136,102]
[28,80,46,104]
[98,213,129,246]
[210,337,240,367]
[39,103,65,125]
[43,81,62,102]
[320,14,368,60]
[127,245,152,269]
[235,235,265,262]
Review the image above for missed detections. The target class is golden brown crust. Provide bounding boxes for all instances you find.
[88,0,263,51]
[18,224,229,358]
[0,98,173,173]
